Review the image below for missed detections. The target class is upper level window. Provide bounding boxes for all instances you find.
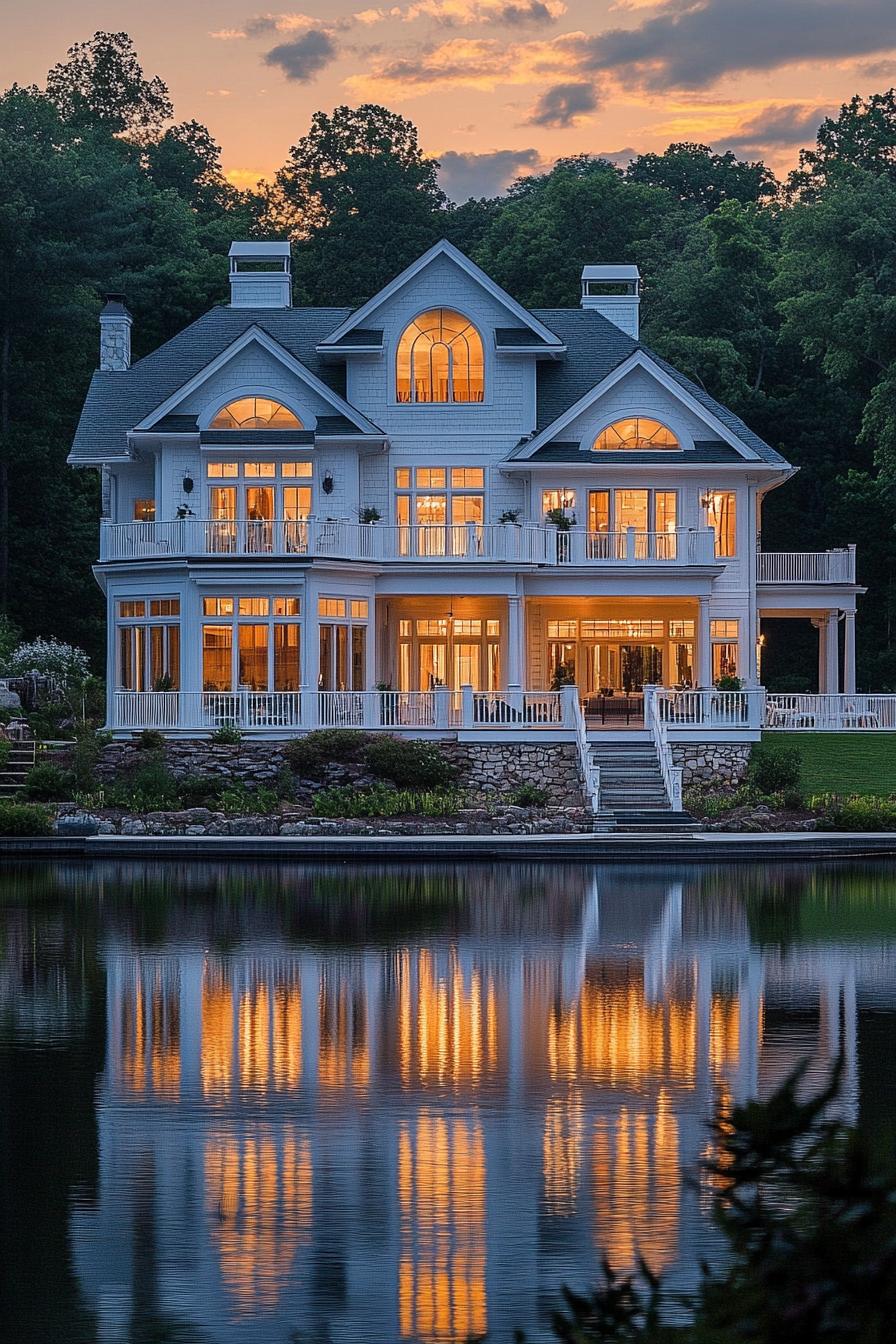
[592,418,679,451]
[396,309,484,404]
[210,397,302,430]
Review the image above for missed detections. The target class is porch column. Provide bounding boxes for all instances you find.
[697,596,712,687]
[814,617,827,693]
[825,612,840,696]
[843,611,856,694]
[507,595,524,687]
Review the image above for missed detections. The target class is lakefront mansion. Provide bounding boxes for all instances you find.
[71,239,871,768]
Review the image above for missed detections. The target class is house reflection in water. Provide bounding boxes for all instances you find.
[70,865,871,1343]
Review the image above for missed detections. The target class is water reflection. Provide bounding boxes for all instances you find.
[0,860,894,1343]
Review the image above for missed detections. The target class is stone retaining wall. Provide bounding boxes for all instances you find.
[672,742,752,786]
[96,738,586,807]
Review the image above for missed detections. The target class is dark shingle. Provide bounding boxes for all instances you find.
[527,440,748,464]
[495,327,551,348]
[199,429,316,446]
[322,328,383,348]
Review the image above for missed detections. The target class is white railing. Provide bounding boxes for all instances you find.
[757,548,856,584]
[567,688,601,813]
[654,687,765,731]
[644,686,683,811]
[765,694,896,730]
[99,518,718,567]
[110,687,569,733]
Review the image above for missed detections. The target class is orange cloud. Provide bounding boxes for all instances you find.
[346,30,588,97]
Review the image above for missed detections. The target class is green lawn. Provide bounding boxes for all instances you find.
[765,732,896,796]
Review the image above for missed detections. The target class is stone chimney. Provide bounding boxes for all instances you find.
[580,265,640,339]
[229,241,292,308]
[99,294,132,370]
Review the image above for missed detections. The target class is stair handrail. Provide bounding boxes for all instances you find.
[564,686,601,813]
[644,686,683,812]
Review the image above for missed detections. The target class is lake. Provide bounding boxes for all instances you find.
[1,858,895,1343]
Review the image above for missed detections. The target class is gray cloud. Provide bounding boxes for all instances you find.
[438,147,541,199]
[580,0,896,91]
[721,103,829,154]
[527,82,598,128]
[492,1,565,23]
[263,30,337,81]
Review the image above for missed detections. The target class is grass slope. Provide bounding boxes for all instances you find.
[766,732,896,796]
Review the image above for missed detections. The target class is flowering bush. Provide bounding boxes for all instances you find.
[6,638,90,695]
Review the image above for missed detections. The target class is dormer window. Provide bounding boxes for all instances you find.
[210,397,302,430]
[396,309,484,404]
[592,418,679,451]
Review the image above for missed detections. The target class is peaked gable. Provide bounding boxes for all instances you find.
[135,326,382,436]
[320,240,565,351]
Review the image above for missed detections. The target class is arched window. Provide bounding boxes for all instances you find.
[592,418,679,451]
[396,309,484,404]
[210,397,302,430]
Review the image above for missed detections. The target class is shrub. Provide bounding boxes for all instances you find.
[508,782,549,807]
[70,726,111,791]
[819,794,896,832]
[210,723,242,745]
[177,774,221,808]
[363,736,456,788]
[0,802,53,835]
[217,784,279,815]
[105,758,180,811]
[312,784,464,818]
[21,761,73,801]
[6,636,90,694]
[747,742,802,794]
[0,739,10,769]
[284,729,371,776]
[137,728,165,751]
[715,674,743,691]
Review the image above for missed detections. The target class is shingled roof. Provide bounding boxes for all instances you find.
[70,294,787,468]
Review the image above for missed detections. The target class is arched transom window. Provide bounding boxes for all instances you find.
[592,418,679,451]
[396,309,484,404]
[211,397,303,430]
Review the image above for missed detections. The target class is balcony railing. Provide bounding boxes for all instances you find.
[757,548,856,584]
[99,518,719,567]
[653,687,766,732]
[111,687,573,733]
[765,694,896,730]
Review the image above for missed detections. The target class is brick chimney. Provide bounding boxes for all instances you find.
[99,294,132,370]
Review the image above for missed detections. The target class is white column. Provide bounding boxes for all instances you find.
[697,596,712,687]
[843,611,856,694]
[815,617,826,693]
[507,595,523,687]
[825,611,839,696]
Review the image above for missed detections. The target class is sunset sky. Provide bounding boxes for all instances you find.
[4,1,895,199]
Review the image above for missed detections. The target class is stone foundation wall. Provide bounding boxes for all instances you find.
[672,742,752,786]
[96,737,586,806]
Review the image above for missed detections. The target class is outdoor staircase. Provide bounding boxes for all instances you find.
[588,740,700,833]
[0,739,36,796]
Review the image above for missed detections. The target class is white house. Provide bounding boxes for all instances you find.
[70,239,875,803]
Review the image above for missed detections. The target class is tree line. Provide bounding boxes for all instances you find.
[2,31,895,688]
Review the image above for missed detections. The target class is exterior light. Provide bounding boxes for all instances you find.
[322,471,334,495]
[182,472,194,494]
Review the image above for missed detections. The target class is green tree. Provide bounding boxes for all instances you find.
[789,90,896,198]
[270,104,447,304]
[627,142,777,211]
[45,30,172,139]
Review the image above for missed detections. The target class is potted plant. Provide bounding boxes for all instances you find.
[545,506,575,531]
[550,662,577,690]
[498,508,522,525]
[358,506,381,524]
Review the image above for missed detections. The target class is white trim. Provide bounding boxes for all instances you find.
[196,384,315,432]
[133,326,383,437]
[511,350,762,461]
[578,405,695,455]
[320,239,564,350]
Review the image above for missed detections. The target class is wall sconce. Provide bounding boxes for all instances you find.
[322,471,334,495]
[182,472,194,495]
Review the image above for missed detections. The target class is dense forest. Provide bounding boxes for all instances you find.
[1,31,895,689]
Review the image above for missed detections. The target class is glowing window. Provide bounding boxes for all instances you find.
[203,597,234,616]
[150,599,180,617]
[118,600,145,618]
[210,398,302,430]
[207,462,238,478]
[244,462,276,478]
[592,418,679,452]
[711,620,739,640]
[547,620,578,638]
[543,489,576,516]
[238,597,270,616]
[133,498,155,522]
[281,462,312,477]
[451,467,484,489]
[273,597,301,615]
[350,600,369,620]
[396,309,484,404]
[319,598,346,618]
[416,468,446,489]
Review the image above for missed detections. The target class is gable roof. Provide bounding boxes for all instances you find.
[133,325,382,437]
[319,239,565,351]
[70,306,355,463]
[528,308,788,466]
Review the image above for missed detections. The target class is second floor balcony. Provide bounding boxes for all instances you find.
[99,517,721,567]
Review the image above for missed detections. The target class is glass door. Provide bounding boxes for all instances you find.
[620,644,663,692]
[419,640,448,689]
